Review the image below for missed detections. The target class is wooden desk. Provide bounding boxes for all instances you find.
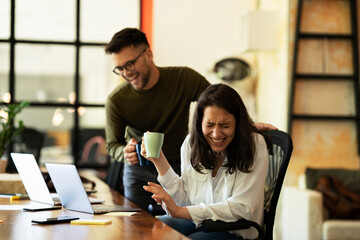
[0,170,189,240]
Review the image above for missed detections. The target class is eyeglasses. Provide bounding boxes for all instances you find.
[112,48,147,75]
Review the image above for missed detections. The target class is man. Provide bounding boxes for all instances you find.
[104,28,210,211]
[104,28,276,211]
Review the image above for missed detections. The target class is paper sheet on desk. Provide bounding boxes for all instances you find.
[0,194,14,198]
[104,212,137,217]
[0,203,55,210]
[0,205,32,210]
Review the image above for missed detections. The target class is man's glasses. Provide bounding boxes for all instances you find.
[112,48,147,75]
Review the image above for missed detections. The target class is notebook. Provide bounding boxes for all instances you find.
[45,163,141,214]
[11,153,104,206]
[11,153,56,207]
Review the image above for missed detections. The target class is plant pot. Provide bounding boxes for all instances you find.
[0,158,8,173]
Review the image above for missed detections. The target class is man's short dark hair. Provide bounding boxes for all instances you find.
[105,28,149,54]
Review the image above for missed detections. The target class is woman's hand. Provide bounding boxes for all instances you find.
[140,134,170,177]
[143,182,190,219]
[140,140,165,163]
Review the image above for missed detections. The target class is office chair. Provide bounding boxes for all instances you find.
[80,135,107,165]
[106,159,124,195]
[15,127,44,161]
[72,128,110,168]
[6,127,44,172]
[202,130,293,240]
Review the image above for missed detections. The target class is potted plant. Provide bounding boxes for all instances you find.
[0,101,30,160]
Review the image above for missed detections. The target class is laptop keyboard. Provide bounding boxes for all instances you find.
[92,205,141,214]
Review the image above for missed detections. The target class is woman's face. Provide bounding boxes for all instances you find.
[202,105,236,154]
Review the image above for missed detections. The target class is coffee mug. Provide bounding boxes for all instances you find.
[144,132,164,158]
[135,143,152,166]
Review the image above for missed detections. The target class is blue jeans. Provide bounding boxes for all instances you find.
[123,164,158,211]
[123,164,180,211]
[158,215,243,240]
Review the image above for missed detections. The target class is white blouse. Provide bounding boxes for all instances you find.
[158,133,269,239]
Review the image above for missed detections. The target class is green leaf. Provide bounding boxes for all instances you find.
[0,100,30,158]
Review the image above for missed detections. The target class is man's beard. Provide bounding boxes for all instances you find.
[130,67,151,91]
[139,72,150,90]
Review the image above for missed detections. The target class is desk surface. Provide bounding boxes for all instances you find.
[0,170,189,240]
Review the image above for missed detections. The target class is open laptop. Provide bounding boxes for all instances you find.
[11,153,58,209]
[45,163,141,214]
[11,153,103,207]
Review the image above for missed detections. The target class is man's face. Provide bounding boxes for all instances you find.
[112,45,151,91]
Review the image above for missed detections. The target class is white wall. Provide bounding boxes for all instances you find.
[153,0,253,71]
[256,0,290,131]
[152,0,289,130]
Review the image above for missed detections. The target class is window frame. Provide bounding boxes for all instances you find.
[0,0,142,169]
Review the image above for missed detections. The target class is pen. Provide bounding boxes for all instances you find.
[10,195,29,200]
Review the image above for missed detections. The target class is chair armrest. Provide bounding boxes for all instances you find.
[202,219,263,240]
[281,186,323,240]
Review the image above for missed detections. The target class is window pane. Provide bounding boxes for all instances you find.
[79,107,105,128]
[80,0,140,42]
[80,46,119,104]
[15,0,75,41]
[0,44,9,101]
[0,0,10,39]
[15,44,75,103]
[77,107,109,168]
[17,106,74,165]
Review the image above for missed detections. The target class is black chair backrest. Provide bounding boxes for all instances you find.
[6,128,44,172]
[263,130,293,239]
[22,128,44,157]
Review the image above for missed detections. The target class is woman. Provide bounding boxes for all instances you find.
[142,83,272,240]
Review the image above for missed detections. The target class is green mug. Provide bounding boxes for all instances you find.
[144,132,164,158]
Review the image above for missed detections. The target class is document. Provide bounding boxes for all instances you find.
[0,205,28,210]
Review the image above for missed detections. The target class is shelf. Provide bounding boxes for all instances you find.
[294,74,355,80]
[292,114,356,121]
[298,33,353,39]
[289,0,360,154]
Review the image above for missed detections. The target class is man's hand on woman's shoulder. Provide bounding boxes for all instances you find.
[254,122,278,131]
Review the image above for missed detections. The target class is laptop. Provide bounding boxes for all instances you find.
[45,163,141,214]
[11,153,58,208]
[11,153,103,207]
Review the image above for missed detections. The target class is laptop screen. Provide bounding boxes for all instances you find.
[11,153,54,205]
[45,163,94,214]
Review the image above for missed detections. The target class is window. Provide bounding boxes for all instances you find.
[0,0,140,170]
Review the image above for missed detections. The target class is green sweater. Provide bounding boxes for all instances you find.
[105,66,210,168]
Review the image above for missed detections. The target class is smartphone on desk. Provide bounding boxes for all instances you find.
[31,216,79,224]
[86,190,97,195]
[23,206,61,211]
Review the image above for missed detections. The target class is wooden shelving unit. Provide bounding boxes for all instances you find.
[288,0,360,153]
